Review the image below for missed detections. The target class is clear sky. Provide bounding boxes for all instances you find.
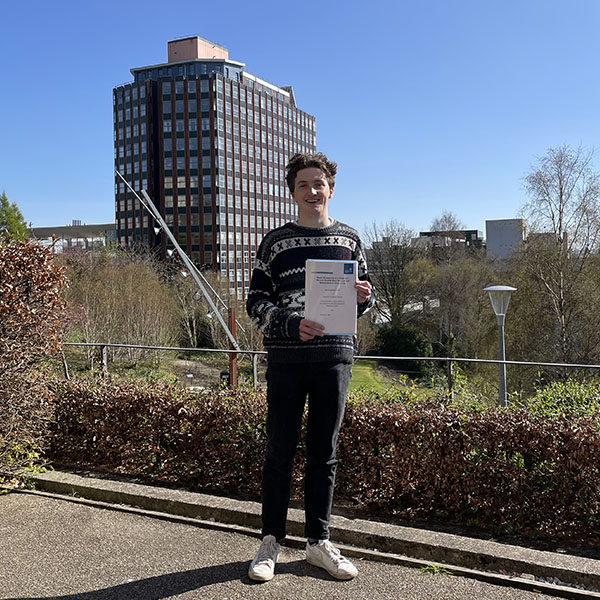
[2,0,600,238]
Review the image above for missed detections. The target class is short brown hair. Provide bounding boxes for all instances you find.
[285,152,337,193]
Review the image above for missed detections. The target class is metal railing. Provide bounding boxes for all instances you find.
[62,342,600,398]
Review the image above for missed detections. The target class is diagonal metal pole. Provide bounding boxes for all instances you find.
[125,178,245,333]
[184,250,246,333]
[115,170,240,351]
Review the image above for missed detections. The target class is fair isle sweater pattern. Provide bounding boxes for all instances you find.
[246,220,374,364]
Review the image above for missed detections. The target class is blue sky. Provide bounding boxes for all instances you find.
[2,0,600,237]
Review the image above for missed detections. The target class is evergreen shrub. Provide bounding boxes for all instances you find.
[374,324,433,378]
[521,379,600,417]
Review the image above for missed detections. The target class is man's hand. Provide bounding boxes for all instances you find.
[355,280,373,304]
[299,318,325,341]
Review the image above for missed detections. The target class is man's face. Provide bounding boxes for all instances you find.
[291,167,334,222]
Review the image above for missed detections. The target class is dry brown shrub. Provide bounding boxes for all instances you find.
[47,376,600,542]
[0,241,65,479]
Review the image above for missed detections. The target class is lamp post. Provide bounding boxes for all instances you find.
[483,285,516,407]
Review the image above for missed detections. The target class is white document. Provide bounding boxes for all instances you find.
[304,259,358,335]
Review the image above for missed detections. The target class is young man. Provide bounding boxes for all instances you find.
[246,152,374,582]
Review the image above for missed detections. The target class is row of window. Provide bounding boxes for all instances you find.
[157,114,313,136]
[115,75,313,132]
[133,63,227,83]
[117,205,292,223]
[158,100,314,131]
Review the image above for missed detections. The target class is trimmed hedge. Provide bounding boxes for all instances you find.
[0,241,64,481]
[338,398,600,540]
[47,378,600,542]
[48,379,267,495]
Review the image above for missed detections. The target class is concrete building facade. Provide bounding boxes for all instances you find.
[485,218,526,261]
[113,36,316,296]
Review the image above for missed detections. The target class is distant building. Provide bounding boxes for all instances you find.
[113,36,316,297]
[485,219,525,261]
[416,229,484,248]
[30,221,117,253]
[413,229,484,264]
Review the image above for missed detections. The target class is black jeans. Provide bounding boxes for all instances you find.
[261,360,353,542]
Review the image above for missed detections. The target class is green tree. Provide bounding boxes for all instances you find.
[374,323,433,378]
[432,256,495,359]
[0,191,28,241]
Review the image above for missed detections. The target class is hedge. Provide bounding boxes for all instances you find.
[47,377,600,542]
[0,241,64,482]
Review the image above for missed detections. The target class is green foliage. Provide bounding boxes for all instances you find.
[71,360,181,387]
[447,370,499,411]
[374,323,433,378]
[346,377,429,407]
[0,191,28,241]
[520,379,600,417]
[3,445,48,478]
[420,564,453,575]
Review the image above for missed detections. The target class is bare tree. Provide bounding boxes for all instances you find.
[172,272,213,348]
[176,269,264,351]
[430,211,465,233]
[63,247,180,364]
[427,211,472,265]
[523,145,600,250]
[519,144,600,363]
[363,220,419,326]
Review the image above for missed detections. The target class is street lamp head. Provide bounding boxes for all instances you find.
[483,285,517,316]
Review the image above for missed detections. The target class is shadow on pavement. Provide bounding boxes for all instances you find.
[7,559,308,600]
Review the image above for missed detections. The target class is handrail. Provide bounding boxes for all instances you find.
[63,342,600,370]
[64,342,260,355]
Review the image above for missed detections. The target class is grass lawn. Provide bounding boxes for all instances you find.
[349,359,389,393]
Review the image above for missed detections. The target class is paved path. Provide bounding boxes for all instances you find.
[0,493,558,600]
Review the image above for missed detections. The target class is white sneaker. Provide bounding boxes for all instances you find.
[248,535,280,582]
[306,539,358,580]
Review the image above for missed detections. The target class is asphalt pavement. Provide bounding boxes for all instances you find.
[0,492,569,600]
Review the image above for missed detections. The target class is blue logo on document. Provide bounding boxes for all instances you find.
[344,263,354,274]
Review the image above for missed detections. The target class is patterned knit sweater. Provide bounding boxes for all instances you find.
[246,220,374,364]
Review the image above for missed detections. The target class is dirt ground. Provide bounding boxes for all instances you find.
[172,358,225,387]
[172,357,267,388]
